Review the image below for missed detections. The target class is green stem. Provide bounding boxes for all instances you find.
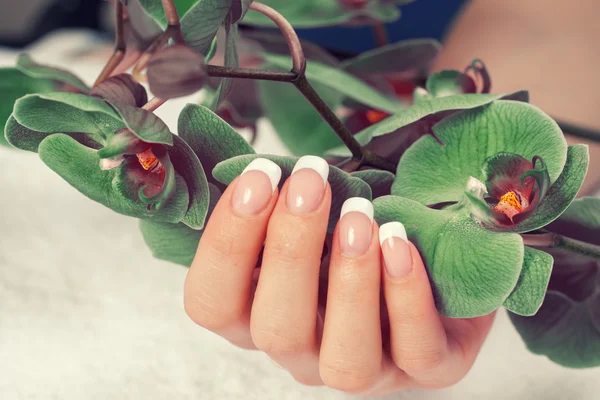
[554,118,600,143]
[522,233,600,260]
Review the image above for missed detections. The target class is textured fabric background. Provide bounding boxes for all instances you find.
[1,31,599,400]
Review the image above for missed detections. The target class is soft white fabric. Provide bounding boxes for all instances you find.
[1,30,599,400]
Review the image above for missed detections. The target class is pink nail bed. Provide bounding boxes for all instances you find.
[338,198,374,257]
[231,158,281,216]
[379,222,413,279]
[287,156,329,214]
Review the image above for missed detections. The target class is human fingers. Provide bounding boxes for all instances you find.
[250,156,331,385]
[183,158,281,348]
[379,222,494,388]
[318,198,384,394]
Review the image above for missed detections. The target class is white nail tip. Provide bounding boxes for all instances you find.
[292,155,329,185]
[242,158,282,192]
[379,222,408,246]
[340,197,374,222]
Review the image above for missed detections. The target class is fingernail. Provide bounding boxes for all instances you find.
[339,197,373,257]
[379,222,413,279]
[232,158,281,216]
[287,156,329,214]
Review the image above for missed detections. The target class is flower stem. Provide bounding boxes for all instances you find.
[205,65,297,82]
[554,118,600,143]
[372,23,389,47]
[293,76,395,172]
[94,1,125,86]
[522,233,600,260]
[249,2,305,74]
[142,97,167,112]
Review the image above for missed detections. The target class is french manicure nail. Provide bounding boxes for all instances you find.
[287,156,329,214]
[339,197,374,257]
[379,222,413,279]
[232,158,281,216]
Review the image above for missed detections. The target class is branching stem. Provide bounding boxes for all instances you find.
[522,233,600,260]
[249,2,305,74]
[555,118,600,143]
[94,1,126,86]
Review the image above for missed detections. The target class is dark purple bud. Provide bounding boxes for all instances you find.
[91,74,148,107]
[147,44,207,99]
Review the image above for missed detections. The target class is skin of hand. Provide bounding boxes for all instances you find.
[434,0,600,195]
[184,156,495,395]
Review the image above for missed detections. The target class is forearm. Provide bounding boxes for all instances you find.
[434,0,600,194]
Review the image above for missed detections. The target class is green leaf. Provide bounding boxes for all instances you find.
[326,91,529,159]
[393,101,568,205]
[340,39,441,77]
[139,184,222,266]
[178,104,254,184]
[181,0,233,55]
[509,288,600,368]
[16,53,89,93]
[108,101,173,145]
[140,220,203,267]
[374,195,524,317]
[262,53,403,113]
[4,116,100,153]
[504,247,554,316]
[351,169,395,199]
[241,0,399,28]
[547,197,600,246]
[510,196,600,368]
[231,0,253,22]
[0,68,58,147]
[491,145,589,233]
[138,0,199,28]
[212,16,239,108]
[258,78,343,156]
[213,154,371,232]
[38,134,189,223]
[13,92,124,140]
[166,135,210,229]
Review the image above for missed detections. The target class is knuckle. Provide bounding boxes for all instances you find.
[328,273,371,306]
[268,235,313,265]
[183,293,243,332]
[251,328,312,358]
[319,362,378,394]
[397,349,447,376]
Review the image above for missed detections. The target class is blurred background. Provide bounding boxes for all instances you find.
[0,0,465,52]
[1,1,599,399]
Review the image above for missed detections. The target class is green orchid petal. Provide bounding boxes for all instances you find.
[108,101,173,145]
[4,116,101,153]
[165,135,210,230]
[326,91,529,160]
[38,134,189,223]
[139,184,221,267]
[374,195,524,317]
[504,247,554,316]
[13,92,124,140]
[394,101,568,205]
[97,129,150,159]
[0,67,59,147]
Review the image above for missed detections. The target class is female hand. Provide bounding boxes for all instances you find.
[183,156,495,395]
